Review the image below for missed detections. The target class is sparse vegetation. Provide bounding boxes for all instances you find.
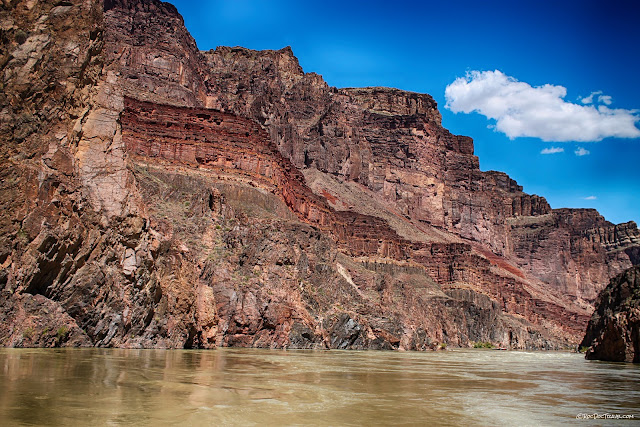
[56,326,70,343]
[473,341,495,349]
[579,346,590,354]
[22,327,34,339]
[439,343,447,350]
[16,229,29,244]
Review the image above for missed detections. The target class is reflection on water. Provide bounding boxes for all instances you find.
[1,348,639,426]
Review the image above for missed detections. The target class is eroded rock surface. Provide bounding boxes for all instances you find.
[1,0,638,350]
[201,45,640,308]
[581,266,640,362]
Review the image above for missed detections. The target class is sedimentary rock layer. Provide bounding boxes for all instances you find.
[201,46,640,307]
[121,97,590,342]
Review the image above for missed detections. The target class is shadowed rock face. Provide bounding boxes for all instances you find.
[0,0,638,350]
[581,266,640,363]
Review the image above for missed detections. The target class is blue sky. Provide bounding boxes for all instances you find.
[169,0,640,225]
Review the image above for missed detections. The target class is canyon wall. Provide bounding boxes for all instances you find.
[0,0,638,350]
[202,46,640,307]
[122,97,591,341]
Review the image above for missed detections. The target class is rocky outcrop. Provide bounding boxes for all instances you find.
[581,266,640,362]
[0,0,638,351]
[508,210,639,305]
[0,292,91,347]
[104,0,207,107]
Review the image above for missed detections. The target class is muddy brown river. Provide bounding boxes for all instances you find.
[0,348,638,426]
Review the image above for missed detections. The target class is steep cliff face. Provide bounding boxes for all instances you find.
[0,0,638,350]
[0,0,204,348]
[201,45,639,307]
[509,210,639,303]
[581,266,640,363]
[121,96,591,345]
[1,0,106,346]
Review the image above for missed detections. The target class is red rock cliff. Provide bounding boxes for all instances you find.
[121,97,591,343]
[201,45,639,308]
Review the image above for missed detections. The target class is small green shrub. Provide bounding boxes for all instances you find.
[22,327,34,339]
[16,229,29,243]
[473,341,495,349]
[56,326,69,342]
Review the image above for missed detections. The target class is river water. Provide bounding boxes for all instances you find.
[0,348,638,426]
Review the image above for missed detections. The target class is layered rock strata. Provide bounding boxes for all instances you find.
[122,97,589,343]
[201,46,640,307]
[123,97,409,259]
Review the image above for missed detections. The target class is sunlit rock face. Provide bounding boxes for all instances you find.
[0,0,638,350]
[200,45,639,306]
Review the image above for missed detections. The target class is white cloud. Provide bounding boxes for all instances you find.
[540,147,564,154]
[580,91,613,106]
[581,91,602,104]
[598,95,612,105]
[583,196,597,200]
[444,70,640,142]
[575,147,590,156]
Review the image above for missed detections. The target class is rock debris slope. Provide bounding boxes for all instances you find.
[1,0,638,349]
